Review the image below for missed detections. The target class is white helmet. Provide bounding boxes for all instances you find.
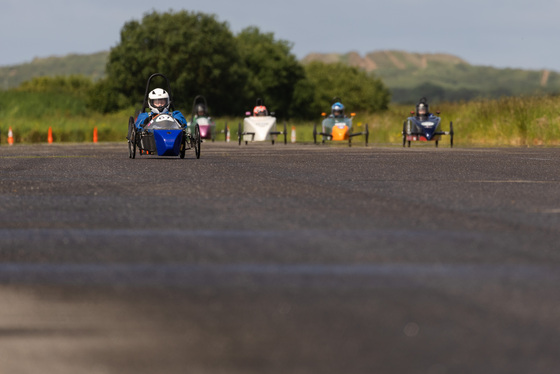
[148,88,170,114]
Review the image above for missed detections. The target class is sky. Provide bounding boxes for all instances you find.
[2,0,560,71]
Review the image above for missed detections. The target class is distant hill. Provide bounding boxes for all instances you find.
[303,50,560,104]
[0,51,108,90]
[303,50,468,71]
[2,50,559,104]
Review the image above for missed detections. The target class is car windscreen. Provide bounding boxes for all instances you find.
[146,115,182,130]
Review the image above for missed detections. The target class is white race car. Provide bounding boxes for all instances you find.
[238,99,287,145]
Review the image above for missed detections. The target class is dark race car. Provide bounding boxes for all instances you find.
[402,97,453,148]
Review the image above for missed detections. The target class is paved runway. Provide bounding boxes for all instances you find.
[1,142,559,374]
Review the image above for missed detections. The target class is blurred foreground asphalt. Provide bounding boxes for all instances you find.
[1,142,559,374]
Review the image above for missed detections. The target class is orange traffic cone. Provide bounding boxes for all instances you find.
[47,127,53,144]
[93,127,98,143]
[291,125,296,143]
[7,127,14,145]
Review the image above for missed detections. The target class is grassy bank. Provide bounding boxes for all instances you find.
[0,111,130,144]
[364,96,560,147]
[2,93,560,146]
[263,95,559,147]
[0,90,129,144]
[217,95,560,147]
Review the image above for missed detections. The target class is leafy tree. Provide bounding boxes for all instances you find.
[90,10,246,115]
[290,77,317,119]
[236,27,305,118]
[87,78,130,113]
[295,62,390,119]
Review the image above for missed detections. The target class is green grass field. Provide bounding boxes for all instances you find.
[2,92,560,147]
[287,95,560,147]
[364,95,560,147]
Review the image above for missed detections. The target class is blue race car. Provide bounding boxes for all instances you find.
[127,73,201,159]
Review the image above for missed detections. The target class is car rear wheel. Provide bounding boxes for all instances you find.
[313,123,317,145]
[450,122,454,148]
[402,121,407,148]
[194,124,201,159]
[128,117,135,158]
[238,123,242,146]
[179,131,186,159]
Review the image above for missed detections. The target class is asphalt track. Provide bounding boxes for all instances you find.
[1,141,560,374]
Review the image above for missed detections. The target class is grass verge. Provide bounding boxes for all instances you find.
[2,95,560,147]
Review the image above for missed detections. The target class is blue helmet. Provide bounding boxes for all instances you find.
[331,102,344,117]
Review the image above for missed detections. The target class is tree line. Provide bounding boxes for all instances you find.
[23,10,392,119]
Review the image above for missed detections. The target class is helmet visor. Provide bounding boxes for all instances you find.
[151,98,168,110]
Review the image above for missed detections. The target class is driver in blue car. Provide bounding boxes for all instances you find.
[135,88,187,128]
[330,102,345,118]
